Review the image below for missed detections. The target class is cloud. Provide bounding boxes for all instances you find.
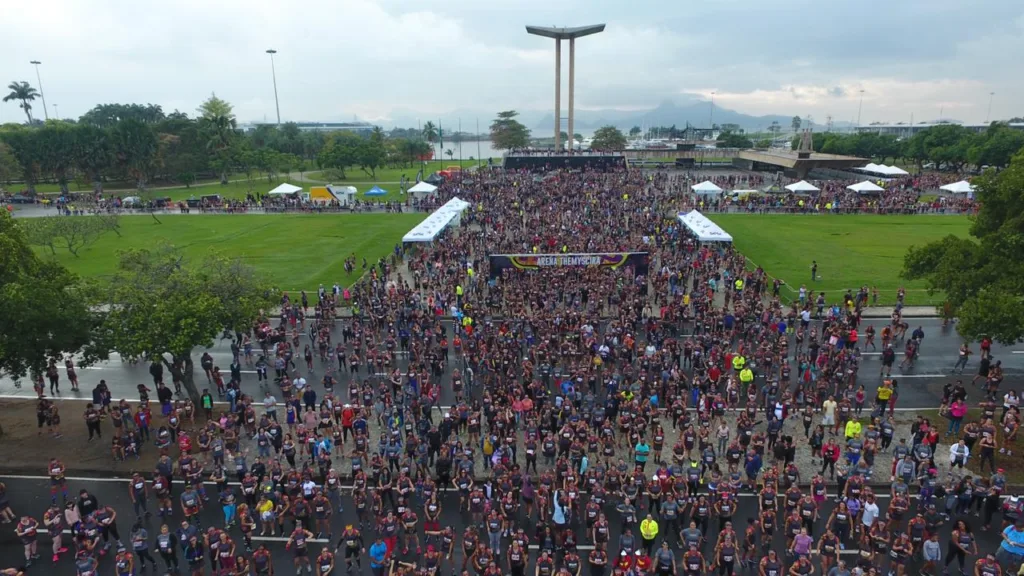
[0,0,1020,126]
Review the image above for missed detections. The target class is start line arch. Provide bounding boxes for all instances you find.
[488,252,650,280]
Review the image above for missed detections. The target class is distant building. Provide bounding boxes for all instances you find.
[238,121,375,134]
[854,121,1024,138]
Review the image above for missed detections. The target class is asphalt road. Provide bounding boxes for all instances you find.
[0,318,1020,410]
[0,476,1008,574]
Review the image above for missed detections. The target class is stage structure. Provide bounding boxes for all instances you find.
[489,252,649,280]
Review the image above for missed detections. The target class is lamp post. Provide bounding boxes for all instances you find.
[985,91,995,123]
[709,91,716,129]
[266,49,281,125]
[856,89,865,127]
[53,104,58,119]
[29,60,49,121]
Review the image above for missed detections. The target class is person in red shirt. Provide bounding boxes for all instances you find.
[633,549,653,573]
[615,550,634,572]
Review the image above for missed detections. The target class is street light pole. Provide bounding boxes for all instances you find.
[29,60,49,121]
[985,91,995,123]
[53,104,58,119]
[856,89,865,127]
[709,92,716,129]
[266,49,281,125]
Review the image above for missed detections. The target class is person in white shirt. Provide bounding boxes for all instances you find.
[822,397,838,427]
[949,440,970,469]
[860,496,880,536]
[1004,390,1020,419]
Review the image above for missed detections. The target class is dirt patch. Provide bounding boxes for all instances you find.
[0,399,162,477]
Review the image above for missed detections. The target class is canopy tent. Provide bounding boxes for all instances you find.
[676,210,733,243]
[784,180,820,193]
[691,181,723,194]
[846,180,885,194]
[364,185,388,197]
[858,163,908,176]
[268,183,303,195]
[402,197,471,243]
[940,180,975,194]
[408,181,438,202]
[408,181,438,193]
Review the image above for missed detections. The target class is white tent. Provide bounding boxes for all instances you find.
[691,181,723,194]
[676,210,733,243]
[784,180,820,193]
[846,180,885,193]
[402,197,471,243]
[858,163,908,176]
[268,183,302,195]
[407,181,438,202]
[940,180,975,194]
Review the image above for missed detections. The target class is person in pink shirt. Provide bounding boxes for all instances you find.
[947,399,968,436]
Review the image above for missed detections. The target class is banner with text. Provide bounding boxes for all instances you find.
[489,252,649,279]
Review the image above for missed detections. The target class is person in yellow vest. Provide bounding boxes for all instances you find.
[456,284,464,308]
[844,419,862,441]
[640,513,659,555]
[732,355,745,372]
[739,366,754,394]
[561,245,568,253]
[875,380,893,412]
[734,278,744,293]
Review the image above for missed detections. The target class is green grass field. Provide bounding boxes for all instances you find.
[40,213,425,290]
[707,214,973,305]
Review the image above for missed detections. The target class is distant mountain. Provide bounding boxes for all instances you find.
[535,100,801,133]
[365,101,837,135]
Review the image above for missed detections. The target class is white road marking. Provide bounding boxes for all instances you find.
[889,374,946,378]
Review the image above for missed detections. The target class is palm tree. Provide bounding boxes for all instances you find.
[3,81,39,124]
[203,114,238,184]
[445,148,454,161]
[422,121,438,160]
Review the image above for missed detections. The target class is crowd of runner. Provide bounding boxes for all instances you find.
[5,166,1023,576]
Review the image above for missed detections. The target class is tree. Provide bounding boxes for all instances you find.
[73,124,113,193]
[3,81,39,124]
[902,149,1024,344]
[629,126,641,138]
[0,142,22,187]
[755,138,772,149]
[80,103,166,127]
[90,247,278,404]
[445,148,454,160]
[21,214,118,257]
[589,125,627,150]
[0,128,42,192]
[317,131,361,179]
[489,110,530,150]
[111,119,159,191]
[0,211,96,425]
[768,121,781,138]
[791,116,802,133]
[717,131,753,149]
[197,93,235,122]
[967,123,1024,169]
[358,128,387,179]
[421,121,438,149]
[200,111,238,184]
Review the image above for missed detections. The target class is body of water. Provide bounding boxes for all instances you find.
[432,139,502,161]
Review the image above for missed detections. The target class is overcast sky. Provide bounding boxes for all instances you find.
[3,0,1021,126]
